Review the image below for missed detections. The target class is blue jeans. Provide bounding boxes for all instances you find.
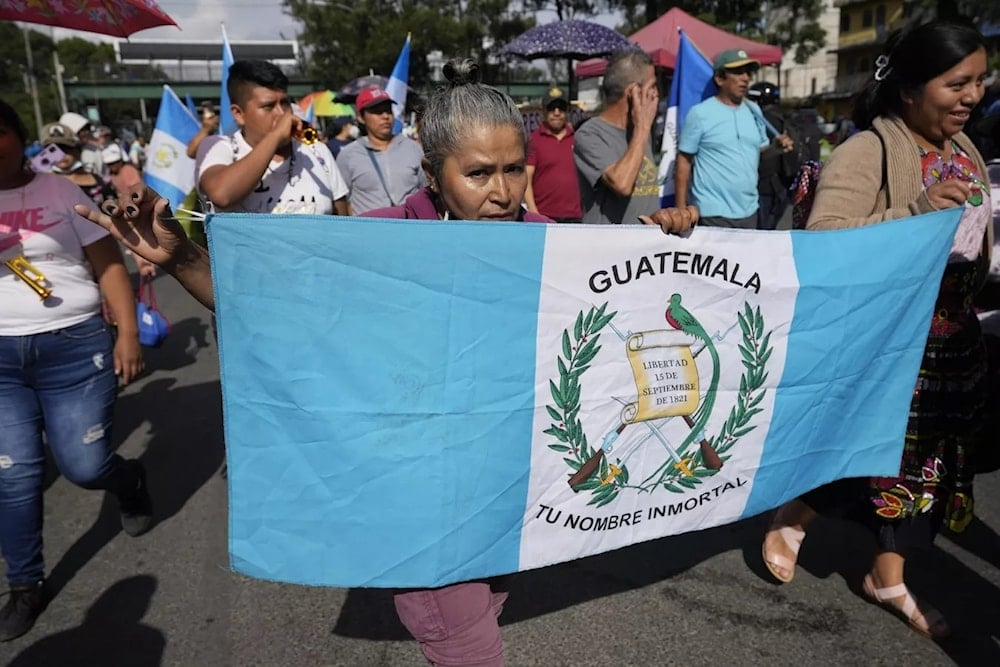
[0,315,136,586]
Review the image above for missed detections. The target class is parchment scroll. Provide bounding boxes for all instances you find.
[622,330,699,423]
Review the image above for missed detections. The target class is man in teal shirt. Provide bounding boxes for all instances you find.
[675,49,793,228]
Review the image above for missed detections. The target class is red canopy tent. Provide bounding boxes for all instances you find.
[575,8,782,78]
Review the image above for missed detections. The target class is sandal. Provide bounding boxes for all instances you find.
[861,573,951,640]
[762,515,805,584]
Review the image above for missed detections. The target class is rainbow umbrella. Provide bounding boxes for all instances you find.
[298,91,355,118]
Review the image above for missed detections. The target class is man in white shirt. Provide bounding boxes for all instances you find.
[198,60,349,215]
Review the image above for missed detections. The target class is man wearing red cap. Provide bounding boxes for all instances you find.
[336,85,424,215]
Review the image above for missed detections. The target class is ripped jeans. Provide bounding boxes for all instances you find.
[0,315,137,586]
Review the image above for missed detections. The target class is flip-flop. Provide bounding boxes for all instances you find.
[762,523,805,584]
[861,573,951,640]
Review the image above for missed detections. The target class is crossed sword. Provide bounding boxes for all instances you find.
[566,323,727,490]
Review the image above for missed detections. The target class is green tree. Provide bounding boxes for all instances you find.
[610,1,830,68]
[613,1,765,37]
[57,37,117,83]
[905,0,1000,22]
[0,25,59,139]
[284,0,534,90]
[765,0,827,65]
[524,0,599,21]
[0,26,164,139]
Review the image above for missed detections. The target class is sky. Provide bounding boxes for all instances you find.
[45,0,621,43]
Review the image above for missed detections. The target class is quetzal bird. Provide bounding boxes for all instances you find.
[664,293,719,430]
[658,293,723,477]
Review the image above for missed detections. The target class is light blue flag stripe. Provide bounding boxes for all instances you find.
[143,173,188,213]
[210,215,546,586]
[743,209,961,516]
[220,25,238,136]
[386,34,410,135]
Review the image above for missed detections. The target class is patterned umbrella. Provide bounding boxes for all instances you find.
[336,75,389,101]
[500,19,631,61]
[0,0,177,38]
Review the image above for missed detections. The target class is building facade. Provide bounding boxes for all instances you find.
[823,0,906,117]
[767,0,842,102]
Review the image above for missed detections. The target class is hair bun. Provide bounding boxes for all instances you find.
[443,59,481,87]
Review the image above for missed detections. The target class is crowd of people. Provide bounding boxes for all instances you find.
[2,16,999,665]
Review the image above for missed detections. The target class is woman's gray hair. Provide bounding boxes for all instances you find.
[601,49,653,104]
[421,59,526,183]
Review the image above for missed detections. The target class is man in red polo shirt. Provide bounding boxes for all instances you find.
[525,87,582,223]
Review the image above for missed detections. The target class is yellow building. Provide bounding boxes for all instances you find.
[824,0,906,119]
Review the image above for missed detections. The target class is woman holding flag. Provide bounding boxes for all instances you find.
[77,58,697,664]
[761,20,991,640]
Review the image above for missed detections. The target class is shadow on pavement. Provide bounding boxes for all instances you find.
[333,508,1000,660]
[45,378,224,599]
[932,518,1000,663]
[332,517,756,641]
[142,317,212,374]
[748,512,1000,663]
[8,575,165,666]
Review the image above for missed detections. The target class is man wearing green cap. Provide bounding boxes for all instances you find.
[674,49,794,228]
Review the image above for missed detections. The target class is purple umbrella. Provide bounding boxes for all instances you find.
[336,75,389,101]
[500,20,631,61]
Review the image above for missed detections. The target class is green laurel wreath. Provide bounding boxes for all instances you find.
[547,301,772,503]
[658,302,772,494]
[544,303,620,507]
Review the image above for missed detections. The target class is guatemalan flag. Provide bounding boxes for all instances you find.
[142,85,199,212]
[219,24,238,137]
[208,209,961,587]
[385,33,410,135]
[659,31,714,207]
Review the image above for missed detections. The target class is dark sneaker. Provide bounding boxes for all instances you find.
[0,580,46,642]
[119,460,153,537]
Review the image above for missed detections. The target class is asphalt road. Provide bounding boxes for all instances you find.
[2,266,999,666]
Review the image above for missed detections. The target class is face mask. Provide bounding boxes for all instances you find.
[347,124,360,139]
[52,160,84,174]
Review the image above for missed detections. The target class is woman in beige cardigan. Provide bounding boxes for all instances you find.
[761,20,991,640]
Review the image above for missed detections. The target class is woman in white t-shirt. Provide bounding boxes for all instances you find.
[0,101,152,642]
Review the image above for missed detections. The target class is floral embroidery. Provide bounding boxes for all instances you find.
[874,490,906,519]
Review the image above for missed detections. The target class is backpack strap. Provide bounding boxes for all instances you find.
[870,127,889,208]
[365,146,396,207]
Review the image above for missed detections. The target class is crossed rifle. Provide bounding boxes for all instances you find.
[566,320,736,490]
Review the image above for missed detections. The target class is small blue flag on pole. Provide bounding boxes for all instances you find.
[219,23,238,136]
[659,30,714,207]
[142,85,200,211]
[386,33,410,135]
[185,93,198,118]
